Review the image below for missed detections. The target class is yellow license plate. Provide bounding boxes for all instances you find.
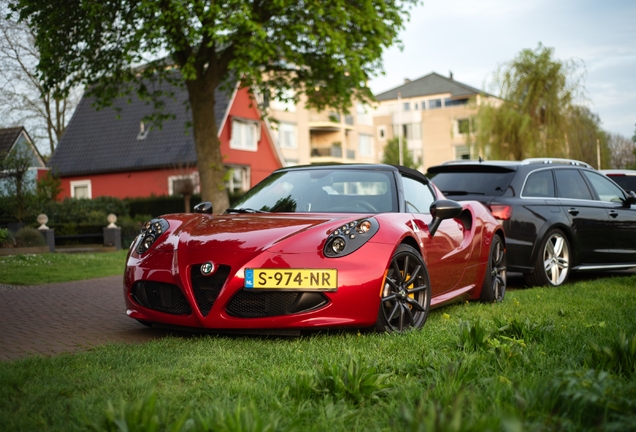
[244,268,338,291]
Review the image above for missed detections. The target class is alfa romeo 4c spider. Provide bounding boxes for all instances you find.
[124,164,506,334]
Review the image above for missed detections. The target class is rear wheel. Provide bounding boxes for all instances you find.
[375,244,431,332]
[480,234,506,302]
[524,229,570,287]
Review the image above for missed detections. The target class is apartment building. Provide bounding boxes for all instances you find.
[373,72,499,171]
[266,93,377,166]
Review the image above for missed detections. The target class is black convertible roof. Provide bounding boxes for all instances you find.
[274,163,430,184]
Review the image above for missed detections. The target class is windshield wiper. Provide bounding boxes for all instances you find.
[225,208,267,214]
[441,190,485,195]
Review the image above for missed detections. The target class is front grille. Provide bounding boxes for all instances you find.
[131,281,191,315]
[190,264,231,316]
[226,290,328,318]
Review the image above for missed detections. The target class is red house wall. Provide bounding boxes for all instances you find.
[49,86,282,200]
[220,87,282,185]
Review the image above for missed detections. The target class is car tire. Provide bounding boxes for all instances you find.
[524,228,571,287]
[480,234,506,302]
[375,244,431,332]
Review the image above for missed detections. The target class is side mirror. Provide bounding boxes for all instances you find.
[194,201,213,214]
[625,191,636,206]
[428,200,463,236]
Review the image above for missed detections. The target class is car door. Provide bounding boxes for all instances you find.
[554,168,613,264]
[401,175,465,294]
[582,170,636,264]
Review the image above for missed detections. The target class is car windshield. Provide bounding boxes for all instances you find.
[430,171,515,197]
[229,169,398,213]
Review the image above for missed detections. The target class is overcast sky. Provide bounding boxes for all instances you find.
[368,0,636,139]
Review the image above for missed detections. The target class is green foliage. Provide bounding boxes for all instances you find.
[13,226,45,247]
[0,144,37,221]
[526,369,636,429]
[494,316,554,343]
[97,387,192,432]
[0,228,14,247]
[585,332,636,377]
[456,319,491,351]
[36,170,62,202]
[294,355,394,404]
[196,402,285,432]
[381,137,419,169]
[472,43,608,166]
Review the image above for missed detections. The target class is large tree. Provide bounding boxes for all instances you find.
[10,0,418,213]
[381,137,418,169]
[471,43,607,165]
[0,0,80,156]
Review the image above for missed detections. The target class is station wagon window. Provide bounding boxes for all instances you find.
[402,176,435,214]
[555,169,593,200]
[522,170,555,197]
[582,171,625,203]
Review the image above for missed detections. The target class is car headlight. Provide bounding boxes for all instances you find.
[135,218,169,254]
[323,218,380,258]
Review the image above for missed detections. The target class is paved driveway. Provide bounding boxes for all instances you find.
[0,276,171,362]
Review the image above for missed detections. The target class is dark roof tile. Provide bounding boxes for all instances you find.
[49,77,236,176]
[374,72,486,101]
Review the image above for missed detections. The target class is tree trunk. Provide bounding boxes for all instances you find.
[186,78,230,214]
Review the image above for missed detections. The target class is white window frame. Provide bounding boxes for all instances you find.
[358,134,374,158]
[70,180,92,199]
[278,122,298,149]
[168,173,200,195]
[230,118,260,151]
[226,165,251,193]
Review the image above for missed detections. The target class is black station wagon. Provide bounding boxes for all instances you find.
[428,158,636,287]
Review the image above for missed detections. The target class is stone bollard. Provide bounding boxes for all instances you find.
[103,213,122,250]
[37,214,55,252]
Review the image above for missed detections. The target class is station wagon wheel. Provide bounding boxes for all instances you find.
[480,234,506,302]
[376,244,431,333]
[524,229,570,287]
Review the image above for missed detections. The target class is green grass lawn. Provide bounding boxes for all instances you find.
[1,271,635,431]
[0,250,128,285]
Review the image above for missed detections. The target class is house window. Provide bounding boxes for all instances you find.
[278,122,297,149]
[377,125,386,141]
[428,99,442,109]
[393,123,421,140]
[403,102,410,111]
[359,134,374,158]
[455,146,471,160]
[444,98,469,107]
[226,165,250,194]
[230,119,259,151]
[456,118,472,135]
[169,173,200,195]
[70,180,92,199]
[356,103,373,125]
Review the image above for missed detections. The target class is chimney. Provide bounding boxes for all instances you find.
[449,71,454,80]
[404,78,411,84]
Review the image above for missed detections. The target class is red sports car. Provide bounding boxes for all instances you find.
[124,164,506,334]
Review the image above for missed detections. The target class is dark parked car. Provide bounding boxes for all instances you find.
[602,169,636,193]
[428,158,636,287]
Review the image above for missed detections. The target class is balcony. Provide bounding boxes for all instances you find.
[308,111,354,131]
[310,146,356,162]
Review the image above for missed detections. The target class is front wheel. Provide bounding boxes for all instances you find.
[375,244,431,332]
[480,234,506,302]
[524,229,571,287]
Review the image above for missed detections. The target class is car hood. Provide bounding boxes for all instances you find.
[158,213,369,254]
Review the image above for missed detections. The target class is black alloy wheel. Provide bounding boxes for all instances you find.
[376,244,431,332]
[480,234,506,302]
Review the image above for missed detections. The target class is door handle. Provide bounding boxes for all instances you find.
[609,210,618,218]
[568,208,579,216]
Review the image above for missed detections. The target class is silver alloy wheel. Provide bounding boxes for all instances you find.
[543,232,570,286]
[490,236,506,301]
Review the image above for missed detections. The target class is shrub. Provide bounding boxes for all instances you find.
[585,332,636,377]
[0,228,15,248]
[14,226,46,247]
